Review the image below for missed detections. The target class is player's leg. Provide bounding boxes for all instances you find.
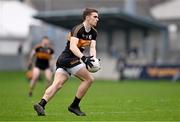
[75,67,94,99]
[68,66,94,116]
[42,70,69,101]
[34,69,69,116]
[29,67,41,96]
[44,69,53,89]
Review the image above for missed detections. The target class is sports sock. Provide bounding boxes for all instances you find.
[70,96,81,108]
[39,99,47,108]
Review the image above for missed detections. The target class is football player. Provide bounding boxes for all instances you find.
[28,36,54,97]
[34,8,99,116]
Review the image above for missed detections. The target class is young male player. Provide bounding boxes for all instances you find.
[34,8,99,116]
[28,36,54,96]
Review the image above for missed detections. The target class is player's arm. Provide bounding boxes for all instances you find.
[90,40,96,58]
[69,37,84,58]
[70,37,94,68]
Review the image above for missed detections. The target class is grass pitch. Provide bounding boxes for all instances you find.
[0,71,180,121]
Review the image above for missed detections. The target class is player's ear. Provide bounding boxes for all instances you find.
[86,15,90,20]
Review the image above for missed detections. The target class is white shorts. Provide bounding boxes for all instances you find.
[56,63,85,77]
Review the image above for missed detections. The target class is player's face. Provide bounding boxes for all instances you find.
[42,39,50,47]
[87,12,99,27]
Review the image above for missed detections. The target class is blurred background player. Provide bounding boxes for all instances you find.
[28,36,54,97]
[34,8,99,116]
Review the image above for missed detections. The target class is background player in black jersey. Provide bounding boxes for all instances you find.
[28,36,54,97]
[34,8,99,116]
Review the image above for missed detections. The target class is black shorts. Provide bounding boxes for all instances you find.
[35,59,49,70]
[56,52,81,69]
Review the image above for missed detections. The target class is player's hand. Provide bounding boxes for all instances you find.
[81,56,94,68]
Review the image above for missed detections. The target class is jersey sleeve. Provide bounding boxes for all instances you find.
[34,45,41,52]
[71,24,83,38]
[50,48,54,54]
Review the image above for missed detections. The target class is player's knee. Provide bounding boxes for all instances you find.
[86,76,94,85]
[31,76,38,81]
[46,75,52,81]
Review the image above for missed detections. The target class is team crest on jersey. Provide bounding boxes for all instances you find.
[89,35,92,39]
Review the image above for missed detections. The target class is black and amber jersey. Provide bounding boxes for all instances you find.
[34,45,54,70]
[34,45,54,60]
[56,23,98,68]
[65,23,98,54]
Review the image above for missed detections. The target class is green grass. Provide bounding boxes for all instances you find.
[0,71,180,121]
